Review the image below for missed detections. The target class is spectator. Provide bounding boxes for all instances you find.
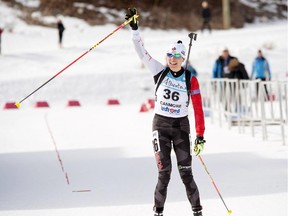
[213,48,249,114]
[251,49,271,97]
[201,1,212,33]
[57,19,65,48]
[0,27,3,55]
[212,48,239,79]
[251,49,271,81]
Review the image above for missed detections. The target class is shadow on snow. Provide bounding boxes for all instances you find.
[0,148,286,210]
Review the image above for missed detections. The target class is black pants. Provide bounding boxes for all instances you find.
[152,114,202,212]
[201,18,211,32]
[256,78,269,99]
[59,31,64,44]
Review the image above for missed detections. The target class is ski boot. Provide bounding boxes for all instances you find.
[193,210,203,216]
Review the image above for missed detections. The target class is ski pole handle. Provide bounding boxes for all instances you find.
[185,32,197,71]
[188,32,197,41]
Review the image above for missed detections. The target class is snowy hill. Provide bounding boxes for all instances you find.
[0,8,287,105]
[3,0,287,29]
[0,2,287,216]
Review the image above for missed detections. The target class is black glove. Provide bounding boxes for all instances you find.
[125,8,138,30]
[194,136,206,156]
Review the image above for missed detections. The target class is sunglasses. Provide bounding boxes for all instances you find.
[167,53,182,59]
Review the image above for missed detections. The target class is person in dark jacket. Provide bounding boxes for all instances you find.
[213,49,249,112]
[57,19,65,48]
[0,27,3,55]
[212,48,239,79]
[201,1,212,33]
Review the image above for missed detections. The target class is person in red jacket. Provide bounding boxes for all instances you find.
[126,8,205,216]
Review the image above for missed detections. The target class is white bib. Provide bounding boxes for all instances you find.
[154,72,189,118]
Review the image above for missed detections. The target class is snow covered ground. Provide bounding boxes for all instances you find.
[0,2,287,216]
[0,107,287,216]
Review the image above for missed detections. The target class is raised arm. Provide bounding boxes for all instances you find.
[125,8,165,75]
[131,30,165,75]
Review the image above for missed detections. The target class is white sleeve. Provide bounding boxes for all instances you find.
[131,30,165,76]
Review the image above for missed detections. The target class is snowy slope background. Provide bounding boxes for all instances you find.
[0,1,287,216]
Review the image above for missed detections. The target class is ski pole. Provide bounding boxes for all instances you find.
[44,113,70,185]
[15,14,139,108]
[184,32,197,71]
[198,155,232,215]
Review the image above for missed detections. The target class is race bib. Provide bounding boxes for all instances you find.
[154,72,189,118]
